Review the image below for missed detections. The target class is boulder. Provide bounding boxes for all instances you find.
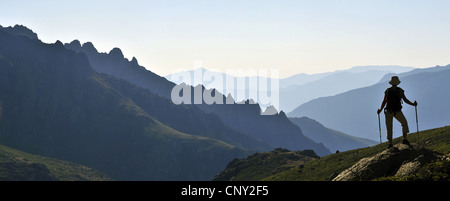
[333,143,441,181]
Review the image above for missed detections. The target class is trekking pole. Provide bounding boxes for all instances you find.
[415,105,419,146]
[378,112,382,144]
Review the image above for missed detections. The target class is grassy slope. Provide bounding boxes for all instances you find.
[263,126,450,181]
[0,144,112,181]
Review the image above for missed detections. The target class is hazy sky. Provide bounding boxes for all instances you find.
[1,0,450,78]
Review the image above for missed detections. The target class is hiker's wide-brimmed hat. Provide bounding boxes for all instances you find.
[389,76,401,85]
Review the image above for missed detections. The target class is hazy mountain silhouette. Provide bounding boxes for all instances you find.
[289,64,450,141]
[377,65,450,84]
[288,117,377,152]
[279,66,415,112]
[346,65,415,73]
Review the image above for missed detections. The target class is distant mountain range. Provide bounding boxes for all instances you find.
[289,64,450,141]
[166,65,415,112]
[279,65,415,112]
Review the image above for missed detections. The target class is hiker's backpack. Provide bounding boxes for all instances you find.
[385,87,404,111]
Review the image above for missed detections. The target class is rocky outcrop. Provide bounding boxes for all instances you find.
[333,143,442,181]
[213,148,319,181]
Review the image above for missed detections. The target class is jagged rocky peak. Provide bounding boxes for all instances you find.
[54,40,64,47]
[81,42,98,54]
[131,56,139,65]
[1,24,39,40]
[109,47,124,59]
[68,40,82,48]
[64,40,85,54]
[51,40,66,51]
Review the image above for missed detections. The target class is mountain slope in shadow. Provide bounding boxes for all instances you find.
[0,25,249,180]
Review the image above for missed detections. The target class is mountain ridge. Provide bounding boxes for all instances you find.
[65,39,175,98]
[289,117,377,152]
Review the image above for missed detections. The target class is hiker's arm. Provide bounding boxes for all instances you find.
[377,95,387,114]
[401,92,417,106]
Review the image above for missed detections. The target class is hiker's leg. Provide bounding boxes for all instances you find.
[394,111,409,139]
[385,111,394,144]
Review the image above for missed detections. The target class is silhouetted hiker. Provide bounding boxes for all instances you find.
[377,76,417,148]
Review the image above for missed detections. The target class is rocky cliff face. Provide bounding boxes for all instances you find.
[332,143,442,181]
